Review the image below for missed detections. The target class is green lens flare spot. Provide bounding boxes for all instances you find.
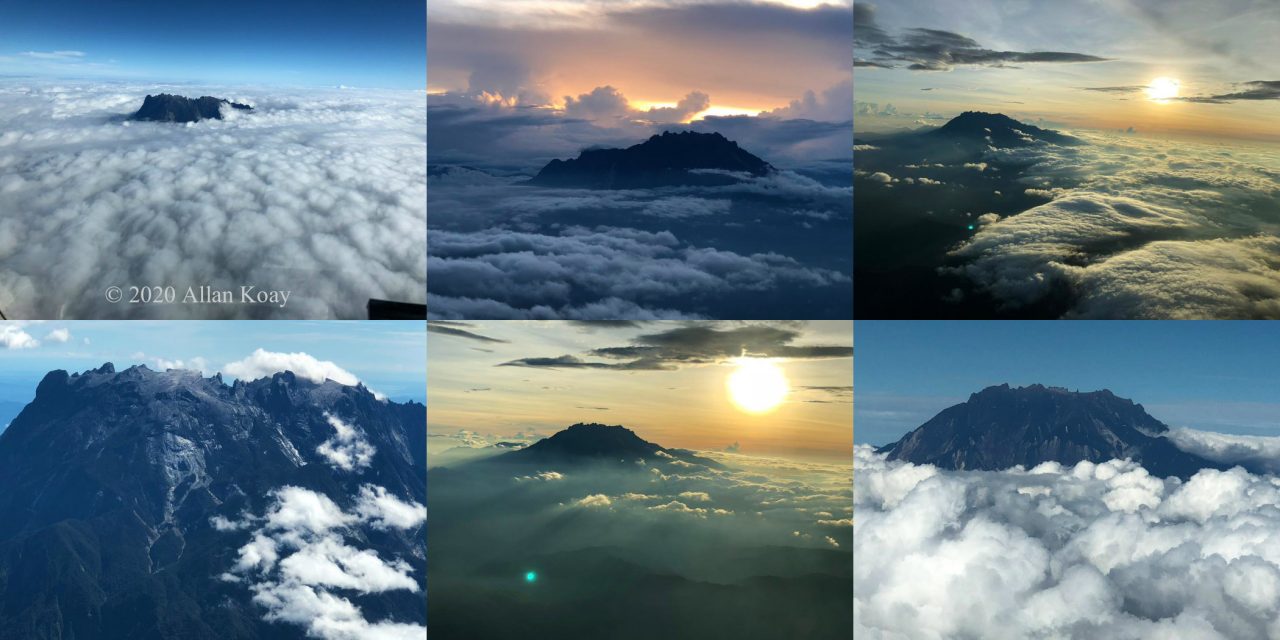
[525,571,537,583]
[967,224,975,230]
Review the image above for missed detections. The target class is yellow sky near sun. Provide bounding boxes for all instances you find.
[427,323,853,463]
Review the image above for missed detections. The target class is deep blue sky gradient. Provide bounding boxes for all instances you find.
[0,0,425,88]
[857,321,1280,445]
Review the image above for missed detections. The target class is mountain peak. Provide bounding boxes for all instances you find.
[929,111,1077,146]
[527,130,773,189]
[131,93,253,123]
[880,385,1219,479]
[492,423,722,469]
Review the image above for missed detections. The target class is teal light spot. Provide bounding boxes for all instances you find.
[525,571,537,583]
[967,224,975,230]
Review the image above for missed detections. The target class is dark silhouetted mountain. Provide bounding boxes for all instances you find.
[928,111,1077,147]
[495,423,724,468]
[878,384,1226,479]
[527,131,774,189]
[131,93,253,123]
[0,364,425,640]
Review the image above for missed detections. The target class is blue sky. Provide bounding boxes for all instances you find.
[0,0,425,88]
[857,321,1280,445]
[0,322,426,410]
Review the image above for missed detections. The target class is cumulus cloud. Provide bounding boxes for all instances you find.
[766,80,853,123]
[0,324,39,349]
[43,327,70,343]
[221,484,426,640]
[575,493,613,508]
[316,414,377,472]
[0,81,425,319]
[856,445,1280,639]
[948,131,1280,318]
[224,350,383,399]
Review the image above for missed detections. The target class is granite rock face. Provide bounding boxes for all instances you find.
[878,383,1225,479]
[131,93,253,122]
[0,364,425,639]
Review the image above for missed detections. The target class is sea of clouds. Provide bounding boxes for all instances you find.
[855,443,1280,639]
[427,167,852,319]
[948,131,1280,319]
[0,80,425,318]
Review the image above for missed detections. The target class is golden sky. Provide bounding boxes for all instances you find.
[855,0,1280,141]
[427,321,853,462]
[427,1,853,117]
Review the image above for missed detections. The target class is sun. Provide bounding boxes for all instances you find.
[1146,77,1181,102]
[726,359,789,414]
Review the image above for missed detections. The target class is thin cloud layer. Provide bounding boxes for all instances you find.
[856,445,1280,639]
[0,81,425,319]
[500,322,854,370]
[854,5,1107,71]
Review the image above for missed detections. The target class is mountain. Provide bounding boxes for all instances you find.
[927,111,1077,147]
[527,131,774,189]
[878,384,1224,479]
[494,423,724,469]
[0,364,425,640]
[131,94,253,123]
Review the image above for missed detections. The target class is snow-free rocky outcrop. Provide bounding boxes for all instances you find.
[878,383,1229,479]
[131,93,253,122]
[528,131,775,189]
[0,363,425,639]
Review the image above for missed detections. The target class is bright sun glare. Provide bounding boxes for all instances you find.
[726,359,789,414]
[1146,77,1181,102]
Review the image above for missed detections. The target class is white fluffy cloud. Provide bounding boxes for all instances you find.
[224,350,382,399]
[0,81,425,319]
[0,324,39,349]
[222,484,426,640]
[855,445,1280,639]
[950,131,1280,318]
[317,414,377,472]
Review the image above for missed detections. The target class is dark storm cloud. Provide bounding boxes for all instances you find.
[855,7,1108,72]
[427,321,509,344]
[500,323,852,372]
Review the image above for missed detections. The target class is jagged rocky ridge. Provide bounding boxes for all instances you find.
[131,93,253,123]
[0,363,425,640]
[528,131,774,189]
[878,384,1227,480]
